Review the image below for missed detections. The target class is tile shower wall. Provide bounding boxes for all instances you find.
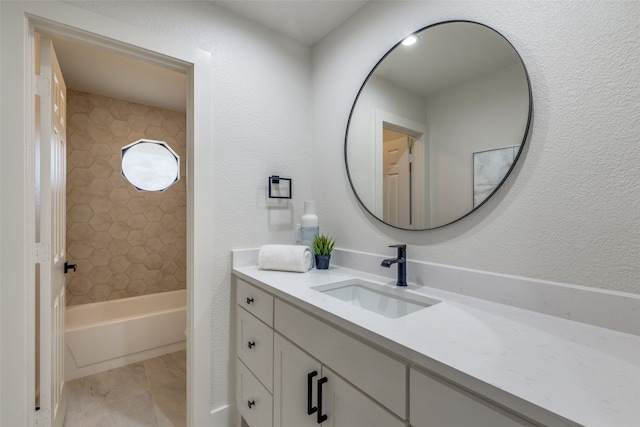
[65,89,186,306]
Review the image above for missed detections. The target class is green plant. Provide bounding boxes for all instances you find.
[312,233,336,256]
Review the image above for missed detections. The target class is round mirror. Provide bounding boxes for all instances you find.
[345,21,532,230]
[121,139,180,192]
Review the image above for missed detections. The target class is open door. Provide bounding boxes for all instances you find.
[380,119,429,229]
[383,136,412,229]
[36,36,67,427]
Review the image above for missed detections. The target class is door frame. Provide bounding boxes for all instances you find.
[374,109,430,229]
[0,2,213,426]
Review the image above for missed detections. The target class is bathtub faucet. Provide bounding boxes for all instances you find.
[381,244,407,287]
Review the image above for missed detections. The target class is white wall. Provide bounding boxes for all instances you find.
[65,0,313,416]
[428,63,528,226]
[312,1,640,295]
[2,0,313,424]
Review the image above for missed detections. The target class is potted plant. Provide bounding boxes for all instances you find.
[312,233,335,270]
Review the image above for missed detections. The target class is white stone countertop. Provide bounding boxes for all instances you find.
[233,264,640,427]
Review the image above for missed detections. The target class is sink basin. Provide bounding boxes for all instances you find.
[313,279,439,319]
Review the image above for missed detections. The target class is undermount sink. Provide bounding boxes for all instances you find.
[313,279,439,319]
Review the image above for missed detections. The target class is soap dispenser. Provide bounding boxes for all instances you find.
[300,200,319,253]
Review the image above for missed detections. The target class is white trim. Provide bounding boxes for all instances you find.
[0,2,213,426]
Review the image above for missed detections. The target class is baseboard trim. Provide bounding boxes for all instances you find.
[211,403,235,427]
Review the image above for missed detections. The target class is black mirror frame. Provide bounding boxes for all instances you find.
[344,20,533,231]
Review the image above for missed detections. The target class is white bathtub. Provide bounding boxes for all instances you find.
[65,289,186,380]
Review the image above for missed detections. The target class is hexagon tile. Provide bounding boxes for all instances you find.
[66,89,186,306]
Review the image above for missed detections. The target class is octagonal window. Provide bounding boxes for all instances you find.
[121,139,179,192]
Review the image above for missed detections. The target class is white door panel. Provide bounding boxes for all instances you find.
[37,36,67,427]
[383,136,410,229]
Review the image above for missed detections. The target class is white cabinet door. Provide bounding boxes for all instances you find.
[322,366,408,427]
[410,368,534,427]
[274,333,321,427]
[275,299,407,418]
[274,333,407,427]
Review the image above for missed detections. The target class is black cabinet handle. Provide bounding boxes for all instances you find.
[307,371,318,415]
[247,400,255,409]
[248,341,256,349]
[317,377,328,423]
[246,297,254,304]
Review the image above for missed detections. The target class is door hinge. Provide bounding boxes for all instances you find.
[35,242,50,264]
[35,75,50,97]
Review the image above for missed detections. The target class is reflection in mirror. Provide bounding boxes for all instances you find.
[345,21,531,230]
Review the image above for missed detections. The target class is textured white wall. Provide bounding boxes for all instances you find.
[427,63,528,225]
[312,1,640,294]
[66,0,313,416]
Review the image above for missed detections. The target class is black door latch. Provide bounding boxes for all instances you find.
[64,262,77,274]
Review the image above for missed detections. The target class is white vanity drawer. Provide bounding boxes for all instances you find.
[237,306,274,392]
[274,299,407,419]
[237,278,274,326]
[237,359,273,427]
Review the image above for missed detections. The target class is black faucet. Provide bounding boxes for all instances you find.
[381,244,407,286]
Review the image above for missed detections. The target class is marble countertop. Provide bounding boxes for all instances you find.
[233,264,640,427]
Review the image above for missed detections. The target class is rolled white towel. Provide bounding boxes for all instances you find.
[258,244,312,273]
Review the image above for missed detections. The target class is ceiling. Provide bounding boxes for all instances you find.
[52,1,369,112]
[213,1,369,46]
[374,22,521,98]
[53,38,188,112]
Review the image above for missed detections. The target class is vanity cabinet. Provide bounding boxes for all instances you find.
[274,299,407,419]
[235,277,533,427]
[274,333,407,427]
[237,360,272,427]
[236,278,274,326]
[237,307,273,390]
[235,279,275,427]
[410,368,535,427]
[236,278,407,427]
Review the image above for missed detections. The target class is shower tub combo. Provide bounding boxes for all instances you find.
[65,289,186,380]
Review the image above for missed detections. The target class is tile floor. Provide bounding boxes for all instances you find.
[64,350,186,427]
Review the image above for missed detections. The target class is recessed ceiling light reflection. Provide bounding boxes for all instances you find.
[402,35,418,46]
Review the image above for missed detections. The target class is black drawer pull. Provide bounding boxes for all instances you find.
[246,297,254,304]
[247,400,255,409]
[248,341,256,349]
[317,377,328,423]
[307,370,318,415]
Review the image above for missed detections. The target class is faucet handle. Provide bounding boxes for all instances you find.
[389,244,406,258]
[389,244,406,249]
